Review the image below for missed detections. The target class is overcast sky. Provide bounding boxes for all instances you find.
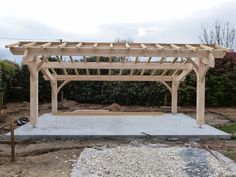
[0,0,236,58]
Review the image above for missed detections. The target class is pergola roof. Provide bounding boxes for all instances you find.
[7,41,228,57]
[6,41,229,82]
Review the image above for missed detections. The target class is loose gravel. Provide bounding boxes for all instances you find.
[70,145,236,177]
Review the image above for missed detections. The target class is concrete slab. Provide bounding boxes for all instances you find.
[4,113,230,140]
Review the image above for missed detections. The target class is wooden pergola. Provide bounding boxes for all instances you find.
[6,41,229,127]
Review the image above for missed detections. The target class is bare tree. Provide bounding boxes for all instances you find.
[199,21,236,50]
[115,38,134,43]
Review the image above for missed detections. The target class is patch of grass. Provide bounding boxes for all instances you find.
[216,124,236,134]
[215,124,236,139]
[223,149,236,162]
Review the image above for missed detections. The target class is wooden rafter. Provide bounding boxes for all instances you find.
[151,57,165,76]
[119,57,125,75]
[130,57,139,75]
[161,57,178,76]
[172,59,188,76]
[41,42,52,49]
[56,56,68,75]
[69,56,79,75]
[83,56,90,75]
[76,42,82,48]
[140,57,152,76]
[96,56,100,75]
[108,56,112,75]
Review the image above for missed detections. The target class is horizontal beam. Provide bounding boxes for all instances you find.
[44,62,193,70]
[9,47,227,59]
[46,75,174,81]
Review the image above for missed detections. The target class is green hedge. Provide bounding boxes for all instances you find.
[1,57,236,107]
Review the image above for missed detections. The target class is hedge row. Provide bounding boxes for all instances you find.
[1,56,236,107]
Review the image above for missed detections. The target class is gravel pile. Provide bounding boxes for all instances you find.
[70,145,236,177]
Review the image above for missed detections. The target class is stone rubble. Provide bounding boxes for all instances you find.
[70,145,236,177]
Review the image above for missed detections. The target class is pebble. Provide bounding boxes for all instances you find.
[70,145,236,177]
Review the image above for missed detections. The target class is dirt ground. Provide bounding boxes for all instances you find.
[0,101,236,177]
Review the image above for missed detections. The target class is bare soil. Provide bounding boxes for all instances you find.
[0,101,236,177]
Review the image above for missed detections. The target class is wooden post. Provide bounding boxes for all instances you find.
[10,121,15,162]
[27,59,38,127]
[171,81,179,114]
[196,59,209,127]
[196,71,206,127]
[50,80,57,114]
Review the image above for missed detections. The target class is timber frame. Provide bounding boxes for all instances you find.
[6,41,229,127]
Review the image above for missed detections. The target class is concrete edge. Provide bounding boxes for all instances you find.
[3,134,231,141]
[212,150,236,173]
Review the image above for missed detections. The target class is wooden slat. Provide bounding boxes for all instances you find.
[159,57,165,64]
[147,57,152,63]
[76,43,82,48]
[171,57,178,63]
[155,44,164,50]
[200,44,213,51]
[56,56,68,75]
[119,57,125,75]
[110,43,113,49]
[140,57,152,76]
[140,43,147,49]
[151,69,157,76]
[108,56,112,75]
[93,43,98,48]
[161,57,178,76]
[41,42,52,49]
[170,44,181,51]
[130,57,139,75]
[185,44,197,51]
[171,69,180,76]
[46,59,57,75]
[23,42,36,48]
[186,57,199,71]
[83,56,89,75]
[58,43,67,49]
[125,43,130,49]
[214,44,230,52]
[37,55,49,70]
[172,59,188,76]
[96,56,100,75]
[5,42,20,48]
[83,56,87,63]
[69,56,79,75]
[161,69,168,76]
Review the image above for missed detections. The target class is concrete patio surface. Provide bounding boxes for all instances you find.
[4,113,230,140]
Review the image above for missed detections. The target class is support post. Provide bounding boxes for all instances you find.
[195,58,209,127]
[27,58,38,127]
[50,80,57,114]
[196,71,206,127]
[171,81,179,114]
